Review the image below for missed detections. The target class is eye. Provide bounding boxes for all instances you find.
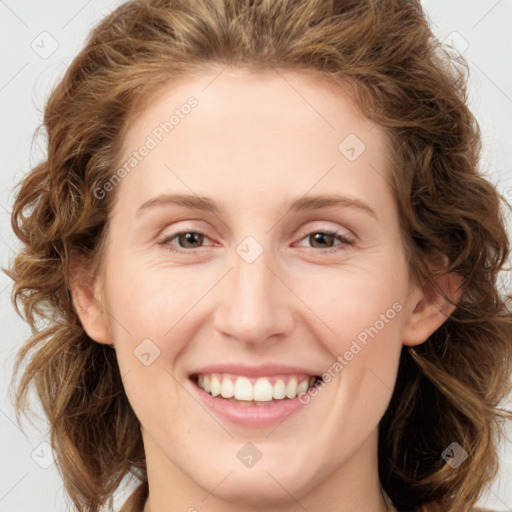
[158,228,354,255]
[295,229,354,254]
[158,231,215,253]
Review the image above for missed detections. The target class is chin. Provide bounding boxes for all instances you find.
[203,471,309,508]
[184,451,321,508]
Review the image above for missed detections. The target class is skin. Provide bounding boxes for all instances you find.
[72,67,461,512]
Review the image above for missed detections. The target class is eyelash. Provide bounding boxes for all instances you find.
[158,229,354,255]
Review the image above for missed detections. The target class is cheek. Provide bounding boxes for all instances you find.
[105,260,204,336]
[104,269,196,425]
[292,262,407,409]
[293,264,407,353]
[100,265,199,393]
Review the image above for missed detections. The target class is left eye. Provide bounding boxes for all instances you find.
[159,231,213,252]
[294,229,354,253]
[158,229,354,254]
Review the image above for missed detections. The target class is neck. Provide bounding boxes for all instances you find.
[141,428,391,512]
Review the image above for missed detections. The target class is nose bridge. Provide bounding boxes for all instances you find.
[213,237,294,344]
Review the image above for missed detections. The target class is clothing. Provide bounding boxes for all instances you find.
[382,487,399,511]
[119,481,148,512]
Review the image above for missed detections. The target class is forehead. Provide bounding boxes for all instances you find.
[112,67,394,220]
[121,67,382,152]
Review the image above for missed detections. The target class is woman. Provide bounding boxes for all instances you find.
[7,1,511,511]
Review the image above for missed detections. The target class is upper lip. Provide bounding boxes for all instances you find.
[189,363,321,378]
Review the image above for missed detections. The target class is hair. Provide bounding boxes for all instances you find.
[5,0,512,511]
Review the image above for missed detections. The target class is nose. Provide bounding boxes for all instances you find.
[212,245,296,348]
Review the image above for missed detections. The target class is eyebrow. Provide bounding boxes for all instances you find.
[136,192,377,220]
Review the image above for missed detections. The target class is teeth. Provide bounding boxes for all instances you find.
[203,375,211,393]
[285,377,298,399]
[253,378,273,401]
[234,376,253,401]
[273,379,286,399]
[221,378,234,398]
[211,375,221,397]
[196,373,318,402]
[297,379,309,394]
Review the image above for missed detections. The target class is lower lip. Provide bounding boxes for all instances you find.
[190,380,310,427]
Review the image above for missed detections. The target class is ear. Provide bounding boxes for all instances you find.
[402,271,463,347]
[69,252,113,346]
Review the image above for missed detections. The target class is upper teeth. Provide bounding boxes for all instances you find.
[197,374,316,401]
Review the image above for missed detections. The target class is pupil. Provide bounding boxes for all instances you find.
[180,232,202,247]
[313,233,333,247]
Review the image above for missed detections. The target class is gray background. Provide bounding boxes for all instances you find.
[1,1,511,511]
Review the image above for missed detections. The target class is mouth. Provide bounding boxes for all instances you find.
[190,372,323,406]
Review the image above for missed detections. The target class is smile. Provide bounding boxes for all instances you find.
[189,370,323,427]
[193,373,319,404]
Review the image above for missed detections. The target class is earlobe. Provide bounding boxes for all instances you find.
[69,254,113,346]
[402,272,463,347]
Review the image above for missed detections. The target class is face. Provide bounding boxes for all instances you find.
[76,68,447,510]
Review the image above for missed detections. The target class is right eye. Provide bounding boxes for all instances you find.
[158,231,216,253]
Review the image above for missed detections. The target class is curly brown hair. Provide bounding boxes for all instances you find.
[5,1,512,511]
